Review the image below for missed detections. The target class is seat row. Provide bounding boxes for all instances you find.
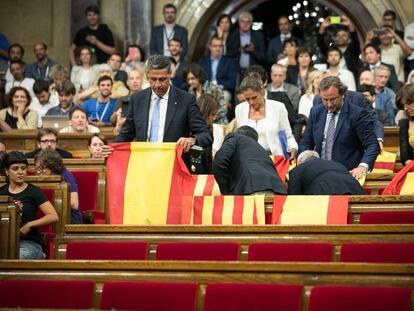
[63,241,414,263]
[0,279,411,311]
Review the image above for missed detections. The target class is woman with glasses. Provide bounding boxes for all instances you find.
[34,150,82,224]
[397,84,414,165]
[0,86,38,130]
[0,151,58,259]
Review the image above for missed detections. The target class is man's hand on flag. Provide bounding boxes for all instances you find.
[101,145,114,158]
[177,137,196,152]
[350,165,367,180]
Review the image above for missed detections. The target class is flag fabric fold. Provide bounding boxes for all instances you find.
[371,151,397,174]
[181,195,265,225]
[270,155,291,182]
[271,195,349,225]
[382,160,414,195]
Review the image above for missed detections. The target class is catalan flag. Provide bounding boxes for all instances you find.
[382,160,414,195]
[107,143,220,224]
[371,151,397,174]
[271,195,349,225]
[181,195,265,225]
[270,155,291,182]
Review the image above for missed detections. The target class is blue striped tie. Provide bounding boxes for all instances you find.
[325,112,336,160]
[149,96,161,142]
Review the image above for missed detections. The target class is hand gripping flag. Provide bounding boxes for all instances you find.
[271,195,349,225]
[382,160,414,195]
[107,142,220,224]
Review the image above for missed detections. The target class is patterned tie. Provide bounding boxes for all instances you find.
[325,112,337,160]
[149,96,161,142]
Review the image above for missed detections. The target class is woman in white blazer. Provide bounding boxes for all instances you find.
[236,73,298,158]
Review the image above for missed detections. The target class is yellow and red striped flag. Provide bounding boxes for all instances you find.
[382,160,414,195]
[181,195,265,225]
[271,195,349,225]
[371,151,397,174]
[107,142,220,224]
[270,155,291,182]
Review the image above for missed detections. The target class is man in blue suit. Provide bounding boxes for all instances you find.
[300,76,380,179]
[199,36,237,99]
[150,3,188,58]
[112,55,212,151]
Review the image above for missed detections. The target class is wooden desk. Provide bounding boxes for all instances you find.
[0,197,19,259]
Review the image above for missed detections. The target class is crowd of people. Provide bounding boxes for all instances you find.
[1,3,414,259]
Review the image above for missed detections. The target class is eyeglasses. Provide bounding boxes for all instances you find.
[40,139,57,144]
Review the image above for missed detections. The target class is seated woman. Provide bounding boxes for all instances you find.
[286,47,315,94]
[59,107,100,134]
[398,84,414,165]
[0,86,38,130]
[34,150,82,224]
[76,64,129,102]
[70,46,100,94]
[183,63,228,124]
[88,133,107,160]
[235,73,298,158]
[298,70,326,118]
[0,151,58,259]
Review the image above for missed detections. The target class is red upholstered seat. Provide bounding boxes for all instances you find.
[308,285,411,311]
[203,283,303,311]
[360,211,414,224]
[100,281,197,311]
[156,242,240,261]
[66,241,148,260]
[248,243,334,262]
[340,243,414,263]
[0,279,95,309]
[71,171,105,223]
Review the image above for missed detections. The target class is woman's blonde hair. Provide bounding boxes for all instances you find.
[305,70,326,96]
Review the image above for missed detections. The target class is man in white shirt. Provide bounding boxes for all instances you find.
[30,80,59,127]
[4,43,25,83]
[326,45,356,91]
[5,61,35,97]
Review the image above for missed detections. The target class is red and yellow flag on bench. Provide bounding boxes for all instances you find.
[371,151,397,174]
[181,195,265,224]
[107,143,220,224]
[382,160,414,195]
[271,195,349,224]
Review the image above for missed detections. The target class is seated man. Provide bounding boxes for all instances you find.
[358,84,393,126]
[25,127,73,158]
[212,126,287,195]
[288,150,365,195]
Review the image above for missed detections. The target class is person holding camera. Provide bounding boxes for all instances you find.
[317,15,361,81]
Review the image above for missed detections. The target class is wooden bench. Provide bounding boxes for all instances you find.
[0,129,117,158]
[0,198,19,259]
[55,224,414,259]
[0,260,413,310]
[383,126,399,153]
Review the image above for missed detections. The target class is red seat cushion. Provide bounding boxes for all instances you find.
[100,281,197,311]
[156,242,240,261]
[248,243,334,262]
[71,171,99,213]
[0,279,95,309]
[340,243,414,263]
[360,211,414,224]
[204,283,303,311]
[66,242,148,260]
[308,286,411,311]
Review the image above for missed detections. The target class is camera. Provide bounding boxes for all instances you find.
[121,97,130,117]
[330,16,341,24]
[373,28,387,36]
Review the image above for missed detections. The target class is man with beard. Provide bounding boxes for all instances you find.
[26,42,57,82]
[4,43,25,83]
[69,5,115,65]
[31,80,59,127]
[25,127,73,159]
[82,76,116,127]
[326,45,356,91]
[168,38,189,88]
[150,3,188,58]
[46,80,77,117]
[5,61,35,97]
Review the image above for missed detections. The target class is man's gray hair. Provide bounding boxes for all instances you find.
[145,54,172,74]
[271,63,287,75]
[297,150,320,164]
[239,11,253,22]
[318,75,348,95]
[374,65,391,76]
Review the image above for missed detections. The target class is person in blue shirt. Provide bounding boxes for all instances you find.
[82,75,116,126]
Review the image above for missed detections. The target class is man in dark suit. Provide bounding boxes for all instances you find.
[226,12,266,73]
[112,55,212,152]
[267,16,302,65]
[360,43,400,93]
[288,150,365,195]
[299,76,380,179]
[213,126,287,195]
[150,4,188,58]
[199,36,237,95]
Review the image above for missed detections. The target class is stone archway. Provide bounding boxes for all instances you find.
[172,0,405,61]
